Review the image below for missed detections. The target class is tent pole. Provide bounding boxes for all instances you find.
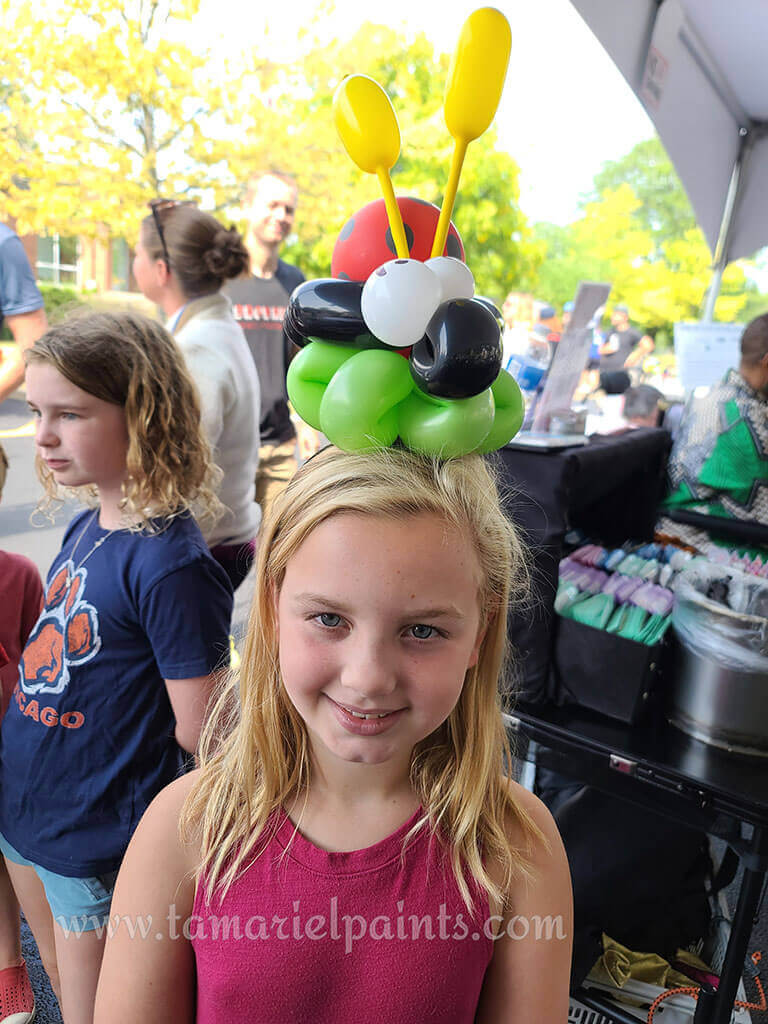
[702,127,751,322]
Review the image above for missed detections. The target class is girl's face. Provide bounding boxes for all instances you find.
[26,362,129,498]
[277,511,485,770]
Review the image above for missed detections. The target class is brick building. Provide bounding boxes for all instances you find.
[16,231,134,293]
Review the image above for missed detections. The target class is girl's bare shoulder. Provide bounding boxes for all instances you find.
[504,777,562,860]
[130,769,203,876]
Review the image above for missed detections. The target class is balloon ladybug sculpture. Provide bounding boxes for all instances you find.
[285,7,525,457]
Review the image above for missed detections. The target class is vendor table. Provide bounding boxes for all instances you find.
[508,700,768,1024]
[496,428,672,701]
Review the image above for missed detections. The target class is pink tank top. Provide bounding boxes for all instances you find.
[192,808,493,1023]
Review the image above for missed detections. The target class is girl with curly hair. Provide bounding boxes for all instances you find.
[0,311,233,1023]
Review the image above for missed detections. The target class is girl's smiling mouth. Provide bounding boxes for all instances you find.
[325,696,406,735]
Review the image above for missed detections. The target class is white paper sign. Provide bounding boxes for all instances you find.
[674,322,743,391]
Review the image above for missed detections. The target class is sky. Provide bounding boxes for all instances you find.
[195,0,657,226]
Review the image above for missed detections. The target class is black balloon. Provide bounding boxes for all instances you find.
[473,295,504,332]
[284,279,379,349]
[409,298,502,399]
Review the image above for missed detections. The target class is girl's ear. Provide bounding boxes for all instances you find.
[155,258,171,287]
[467,617,489,670]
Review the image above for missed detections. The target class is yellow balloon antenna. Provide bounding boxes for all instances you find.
[430,8,512,258]
[333,75,410,258]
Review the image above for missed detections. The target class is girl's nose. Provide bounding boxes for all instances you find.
[36,419,59,448]
[340,637,398,700]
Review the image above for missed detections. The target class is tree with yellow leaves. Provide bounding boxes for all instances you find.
[534,173,749,331]
[2,0,281,238]
[2,2,539,299]
[275,23,539,295]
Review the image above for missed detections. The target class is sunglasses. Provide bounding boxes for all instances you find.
[147,198,196,268]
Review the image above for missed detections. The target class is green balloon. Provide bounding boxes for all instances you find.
[397,388,494,457]
[287,341,363,430]
[475,370,525,453]
[319,349,414,451]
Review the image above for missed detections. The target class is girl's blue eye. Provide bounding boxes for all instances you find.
[318,613,341,628]
[410,624,437,640]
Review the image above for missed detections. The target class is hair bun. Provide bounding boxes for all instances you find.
[204,225,249,281]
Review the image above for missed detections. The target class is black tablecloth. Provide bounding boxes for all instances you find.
[495,428,672,700]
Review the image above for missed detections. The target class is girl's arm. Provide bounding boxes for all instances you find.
[165,671,222,753]
[139,558,233,753]
[94,773,200,1024]
[476,782,573,1023]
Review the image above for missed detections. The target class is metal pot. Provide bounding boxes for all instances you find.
[668,636,768,757]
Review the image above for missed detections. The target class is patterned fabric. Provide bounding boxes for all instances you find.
[660,369,768,547]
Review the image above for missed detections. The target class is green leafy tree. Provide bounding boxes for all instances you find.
[738,282,768,325]
[270,24,540,297]
[533,148,749,331]
[584,137,697,248]
[1,0,277,237]
[3,4,539,299]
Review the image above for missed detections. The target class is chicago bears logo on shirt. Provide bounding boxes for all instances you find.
[19,562,101,696]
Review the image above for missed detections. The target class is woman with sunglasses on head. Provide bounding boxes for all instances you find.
[133,201,261,590]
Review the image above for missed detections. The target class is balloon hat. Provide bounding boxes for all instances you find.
[286,7,524,457]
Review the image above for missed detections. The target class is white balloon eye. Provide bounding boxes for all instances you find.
[424,256,474,303]
[360,258,443,348]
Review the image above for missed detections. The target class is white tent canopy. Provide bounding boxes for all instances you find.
[571,0,768,319]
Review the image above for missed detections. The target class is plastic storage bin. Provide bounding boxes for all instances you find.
[552,616,667,724]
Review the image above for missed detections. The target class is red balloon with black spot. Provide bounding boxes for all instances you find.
[331,197,465,281]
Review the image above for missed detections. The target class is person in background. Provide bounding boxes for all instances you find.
[660,312,768,549]
[622,385,663,429]
[0,312,232,1022]
[535,303,561,346]
[0,443,43,1024]
[133,201,261,590]
[0,224,48,406]
[598,304,654,393]
[225,172,315,509]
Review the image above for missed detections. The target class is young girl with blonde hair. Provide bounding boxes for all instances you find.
[0,312,233,1023]
[96,444,572,1023]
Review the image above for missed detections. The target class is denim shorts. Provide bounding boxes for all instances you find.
[0,831,118,933]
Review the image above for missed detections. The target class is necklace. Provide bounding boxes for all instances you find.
[68,509,116,574]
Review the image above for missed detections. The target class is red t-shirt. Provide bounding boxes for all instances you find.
[0,550,43,718]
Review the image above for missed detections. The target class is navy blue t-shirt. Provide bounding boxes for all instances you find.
[0,510,233,876]
[0,225,44,333]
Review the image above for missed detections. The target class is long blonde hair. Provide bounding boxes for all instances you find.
[27,311,222,531]
[182,445,541,910]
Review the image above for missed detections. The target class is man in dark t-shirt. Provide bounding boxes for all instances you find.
[598,304,654,393]
[225,172,309,510]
